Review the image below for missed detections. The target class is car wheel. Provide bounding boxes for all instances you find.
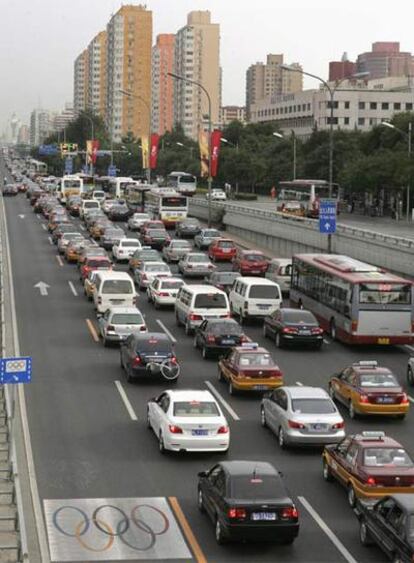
[147,292,151,302]
[185,321,192,336]
[239,309,245,325]
[329,319,337,340]
[202,346,209,360]
[159,433,166,454]
[322,459,333,482]
[263,323,268,338]
[218,367,224,382]
[407,366,414,386]
[120,353,124,369]
[103,337,108,348]
[175,312,182,327]
[328,384,336,401]
[146,409,152,429]
[197,489,205,513]
[281,538,295,545]
[347,484,356,508]
[275,332,283,348]
[193,336,198,348]
[260,407,267,428]
[349,401,357,419]
[278,427,287,449]
[229,381,235,395]
[154,300,160,310]
[359,520,373,546]
[215,517,226,545]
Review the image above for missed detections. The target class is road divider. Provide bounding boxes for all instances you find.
[85,319,99,343]
[298,496,357,563]
[68,281,78,297]
[169,497,207,563]
[156,319,177,343]
[204,381,240,421]
[114,380,138,421]
[56,255,64,267]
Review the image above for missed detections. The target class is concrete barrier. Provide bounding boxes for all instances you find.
[189,199,414,277]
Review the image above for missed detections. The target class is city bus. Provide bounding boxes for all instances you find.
[108,177,139,199]
[290,254,413,345]
[28,159,48,177]
[124,183,152,213]
[58,175,85,204]
[166,171,197,196]
[277,180,340,218]
[144,188,188,227]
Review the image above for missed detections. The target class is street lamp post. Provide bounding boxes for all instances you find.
[119,89,152,184]
[168,72,213,227]
[381,120,412,221]
[176,141,194,158]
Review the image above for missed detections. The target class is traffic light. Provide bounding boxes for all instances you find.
[60,143,78,155]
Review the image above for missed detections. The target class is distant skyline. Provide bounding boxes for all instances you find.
[1,0,413,132]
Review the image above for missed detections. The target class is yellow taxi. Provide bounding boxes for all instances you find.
[84,270,99,301]
[323,431,414,507]
[217,343,283,395]
[65,240,84,263]
[328,361,409,419]
[90,219,110,240]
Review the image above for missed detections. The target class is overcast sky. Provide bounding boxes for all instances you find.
[1,0,413,132]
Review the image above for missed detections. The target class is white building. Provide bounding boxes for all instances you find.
[30,109,52,146]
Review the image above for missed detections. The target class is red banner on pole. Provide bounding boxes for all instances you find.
[149,134,160,170]
[210,129,222,177]
[91,140,99,165]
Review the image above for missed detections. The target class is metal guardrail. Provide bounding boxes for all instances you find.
[190,198,414,250]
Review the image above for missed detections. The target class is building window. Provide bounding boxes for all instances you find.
[370,102,377,110]
[406,103,413,110]
[359,102,365,110]
[327,117,338,125]
[344,117,350,125]
[307,103,311,110]
[302,104,306,111]
[358,117,365,126]
[394,102,401,110]
[327,101,339,109]
[344,101,350,109]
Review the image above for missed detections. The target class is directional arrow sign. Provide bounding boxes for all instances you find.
[319,199,337,234]
[34,282,50,296]
[18,214,25,219]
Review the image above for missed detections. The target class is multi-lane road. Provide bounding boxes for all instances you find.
[2,163,413,562]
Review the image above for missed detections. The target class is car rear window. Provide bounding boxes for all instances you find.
[135,338,171,353]
[291,398,336,414]
[161,281,183,290]
[239,353,273,367]
[172,241,191,248]
[230,475,285,500]
[173,401,219,417]
[111,313,143,325]
[189,255,208,263]
[249,285,280,299]
[194,294,227,309]
[88,260,111,268]
[363,448,413,467]
[146,264,170,272]
[282,311,317,324]
[101,280,133,294]
[122,241,140,247]
[84,201,99,208]
[244,254,265,261]
[218,241,234,248]
[359,373,399,387]
[203,230,220,237]
[208,321,242,335]
[148,230,167,236]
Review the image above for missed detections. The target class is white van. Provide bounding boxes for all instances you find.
[265,258,292,295]
[175,285,230,335]
[93,271,137,314]
[92,190,106,203]
[80,199,100,219]
[229,277,281,323]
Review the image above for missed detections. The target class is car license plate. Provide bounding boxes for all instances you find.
[222,249,230,253]
[192,429,208,436]
[257,305,270,310]
[377,397,394,403]
[313,424,327,431]
[253,385,269,391]
[300,330,311,335]
[251,512,276,521]
[221,339,235,345]
[110,299,123,304]
[377,337,390,344]
[251,270,260,274]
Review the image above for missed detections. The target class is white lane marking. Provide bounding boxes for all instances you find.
[41,224,47,231]
[68,281,78,297]
[80,224,85,231]
[298,496,358,563]
[156,319,177,343]
[408,396,414,404]
[56,255,64,267]
[323,338,330,345]
[296,381,303,386]
[204,381,240,421]
[36,214,41,220]
[48,237,53,245]
[405,345,414,353]
[114,380,138,421]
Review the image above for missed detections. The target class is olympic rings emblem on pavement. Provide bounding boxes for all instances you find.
[52,503,170,552]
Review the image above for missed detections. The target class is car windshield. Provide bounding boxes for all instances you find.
[363,448,414,467]
[239,353,273,367]
[189,255,208,263]
[244,254,265,261]
[122,241,140,247]
[203,230,220,238]
[87,260,111,268]
[208,321,242,335]
[194,294,227,309]
[249,285,280,299]
[173,401,219,417]
[101,280,133,294]
[136,338,171,354]
[230,475,285,500]
[359,373,399,387]
[111,313,143,325]
[148,230,167,236]
[172,241,191,248]
[282,311,317,324]
[146,264,170,272]
[291,398,336,414]
[161,281,183,290]
[218,241,234,248]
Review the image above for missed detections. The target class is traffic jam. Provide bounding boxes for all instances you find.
[3,159,414,562]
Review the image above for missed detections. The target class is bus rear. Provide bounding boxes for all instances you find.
[167,172,197,196]
[159,195,188,227]
[59,175,84,204]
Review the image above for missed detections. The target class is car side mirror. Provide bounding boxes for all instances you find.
[198,471,207,478]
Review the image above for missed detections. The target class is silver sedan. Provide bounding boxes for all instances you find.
[162,239,192,263]
[194,228,222,249]
[260,386,345,448]
[178,253,216,278]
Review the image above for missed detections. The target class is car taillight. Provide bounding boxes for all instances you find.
[132,355,141,367]
[366,476,376,486]
[206,335,216,343]
[168,425,183,434]
[217,425,229,434]
[401,393,409,404]
[332,421,345,429]
[288,420,305,429]
[227,507,246,519]
[97,297,102,304]
[170,356,177,364]
[283,327,298,334]
[107,325,115,331]
[188,313,202,321]
[133,296,137,305]
[158,292,169,297]
[351,320,358,332]
[269,370,282,378]
[281,506,298,519]
[140,326,147,332]
[187,264,193,268]
[359,394,369,404]
[311,327,323,334]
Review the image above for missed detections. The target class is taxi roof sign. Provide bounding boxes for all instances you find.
[360,431,385,441]
[353,360,378,368]
[240,342,259,349]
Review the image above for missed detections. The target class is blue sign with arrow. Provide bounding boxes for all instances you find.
[64,157,73,175]
[319,199,337,234]
[108,164,117,177]
[0,357,32,384]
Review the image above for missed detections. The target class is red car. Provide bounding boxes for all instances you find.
[140,220,165,236]
[80,256,112,280]
[232,249,269,276]
[208,239,237,262]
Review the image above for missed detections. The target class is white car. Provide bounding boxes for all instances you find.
[147,389,230,453]
[128,212,150,231]
[92,190,106,203]
[147,277,184,308]
[207,189,227,201]
[112,238,142,262]
[97,306,147,346]
[178,253,216,277]
[134,261,172,289]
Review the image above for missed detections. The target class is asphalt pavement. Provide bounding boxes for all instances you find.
[2,167,414,562]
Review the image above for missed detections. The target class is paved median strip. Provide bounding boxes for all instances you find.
[298,496,357,563]
[114,380,138,421]
[204,381,240,421]
[85,318,99,342]
[169,496,207,563]
[156,319,177,343]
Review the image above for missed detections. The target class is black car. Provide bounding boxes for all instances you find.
[108,203,130,221]
[100,227,125,250]
[175,218,201,238]
[198,460,299,544]
[120,332,179,383]
[356,495,414,562]
[3,184,18,196]
[205,271,240,295]
[263,308,324,349]
[194,319,247,359]
[142,229,170,249]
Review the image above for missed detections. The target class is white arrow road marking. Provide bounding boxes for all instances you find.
[18,214,25,219]
[34,282,50,296]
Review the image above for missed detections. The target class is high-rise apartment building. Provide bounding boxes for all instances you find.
[29,109,51,146]
[173,11,221,140]
[86,31,107,118]
[106,5,152,143]
[246,54,303,120]
[73,50,88,116]
[357,42,414,79]
[151,34,175,135]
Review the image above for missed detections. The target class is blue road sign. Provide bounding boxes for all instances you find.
[39,144,58,156]
[319,199,337,234]
[0,357,32,384]
[65,157,73,175]
[108,164,117,177]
